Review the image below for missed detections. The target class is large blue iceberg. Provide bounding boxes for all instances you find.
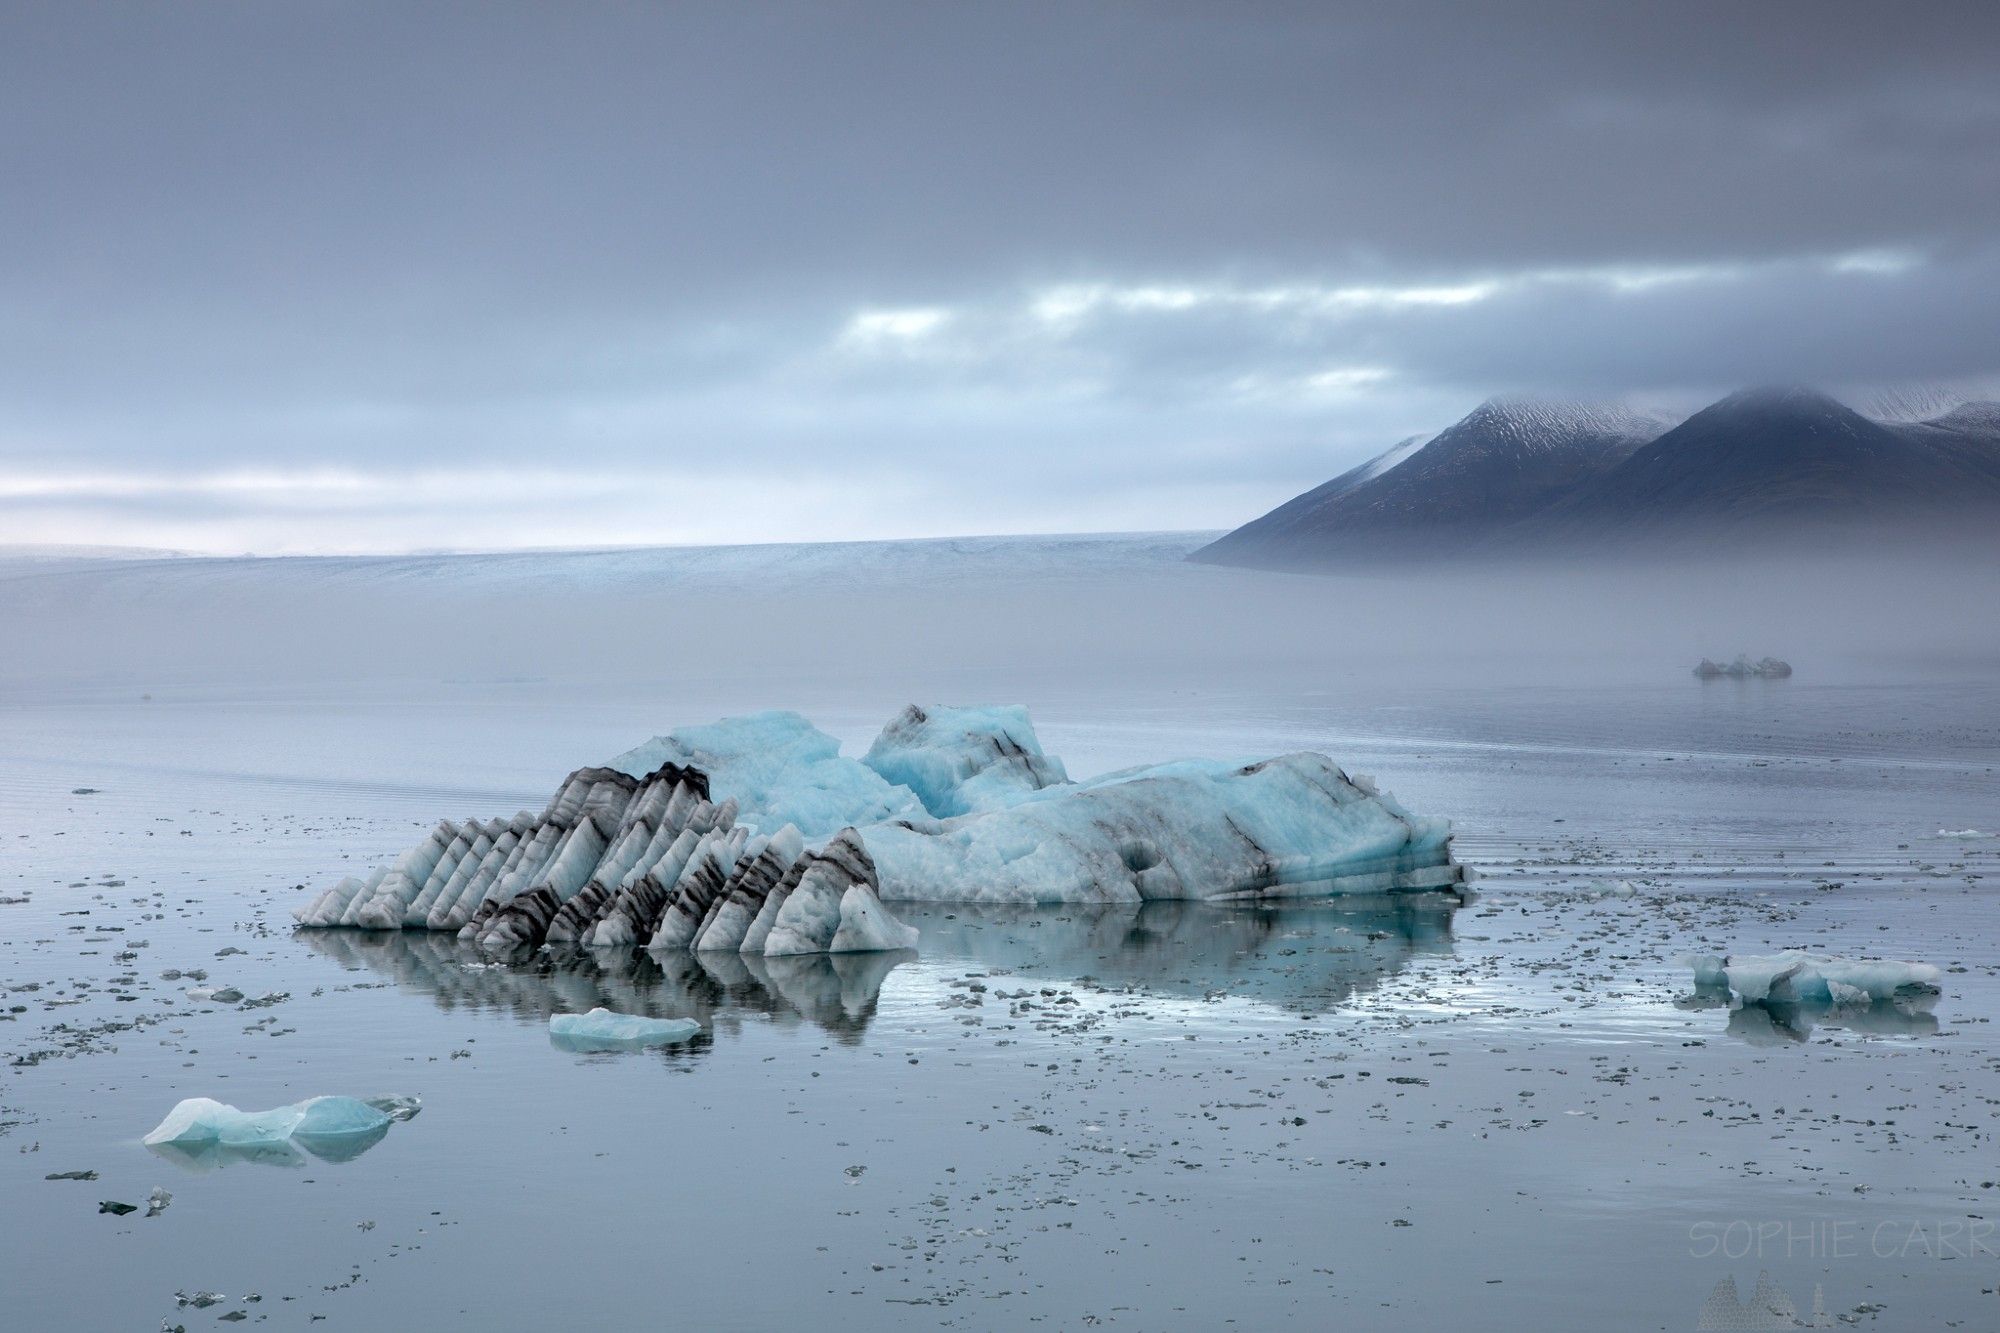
[295,705,1464,954]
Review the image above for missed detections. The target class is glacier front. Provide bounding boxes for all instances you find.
[295,705,1465,954]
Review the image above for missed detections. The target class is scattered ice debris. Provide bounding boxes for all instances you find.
[1935,828,1991,840]
[367,1094,423,1122]
[294,706,1463,952]
[145,1186,172,1217]
[70,787,99,795]
[44,1169,98,1181]
[176,1290,224,1309]
[1693,654,1792,679]
[184,986,243,1003]
[1585,878,1638,898]
[549,1007,701,1051]
[98,1200,137,1215]
[1687,951,1942,1006]
[143,1095,418,1170]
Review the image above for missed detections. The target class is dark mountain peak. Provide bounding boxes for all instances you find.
[1642,387,1897,464]
[1190,395,1664,566]
[1702,385,1858,419]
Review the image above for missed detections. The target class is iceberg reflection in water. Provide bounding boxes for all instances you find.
[297,927,910,1044]
[911,893,1461,1010]
[148,1121,392,1173]
[1678,987,1941,1046]
[298,891,1462,1038]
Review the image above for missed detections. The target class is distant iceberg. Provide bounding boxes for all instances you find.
[295,705,1465,954]
[1694,654,1792,679]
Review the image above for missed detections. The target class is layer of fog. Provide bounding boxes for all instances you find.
[3,533,1994,708]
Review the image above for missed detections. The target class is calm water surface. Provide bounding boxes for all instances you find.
[2,680,1996,1329]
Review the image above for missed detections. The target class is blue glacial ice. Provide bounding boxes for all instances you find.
[865,753,1457,905]
[143,1095,419,1170]
[861,703,1069,817]
[610,711,924,837]
[296,705,1464,954]
[549,1007,702,1051]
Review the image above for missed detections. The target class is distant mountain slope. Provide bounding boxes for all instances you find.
[1541,388,2000,536]
[1191,398,1666,566]
[1196,387,2000,569]
[1895,401,2000,489]
[0,543,190,565]
[1840,379,2000,424]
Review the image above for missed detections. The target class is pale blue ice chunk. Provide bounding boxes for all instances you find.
[144,1095,393,1148]
[1687,950,1942,1005]
[143,1095,410,1169]
[549,1007,702,1051]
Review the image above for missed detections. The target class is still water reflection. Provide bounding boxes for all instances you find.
[297,892,1465,1039]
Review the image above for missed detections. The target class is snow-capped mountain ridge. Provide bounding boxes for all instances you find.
[1444,396,1675,456]
[1193,384,2000,568]
[1191,395,1669,563]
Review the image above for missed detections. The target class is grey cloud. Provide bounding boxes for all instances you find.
[2,2,1997,549]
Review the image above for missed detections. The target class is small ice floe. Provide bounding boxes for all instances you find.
[549,1007,702,1052]
[1686,951,1942,1007]
[1586,878,1638,898]
[143,1095,419,1171]
[1935,828,1991,840]
[145,1186,172,1217]
[184,986,243,1004]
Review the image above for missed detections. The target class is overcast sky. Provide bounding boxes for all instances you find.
[4,1,1998,554]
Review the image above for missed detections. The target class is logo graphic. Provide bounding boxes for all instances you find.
[1695,1272,1833,1329]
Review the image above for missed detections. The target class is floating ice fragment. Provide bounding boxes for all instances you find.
[143,1095,416,1170]
[1936,828,1990,840]
[549,1007,701,1051]
[367,1094,423,1122]
[1686,950,1942,1006]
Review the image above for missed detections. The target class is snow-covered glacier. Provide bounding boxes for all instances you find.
[294,705,1464,954]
